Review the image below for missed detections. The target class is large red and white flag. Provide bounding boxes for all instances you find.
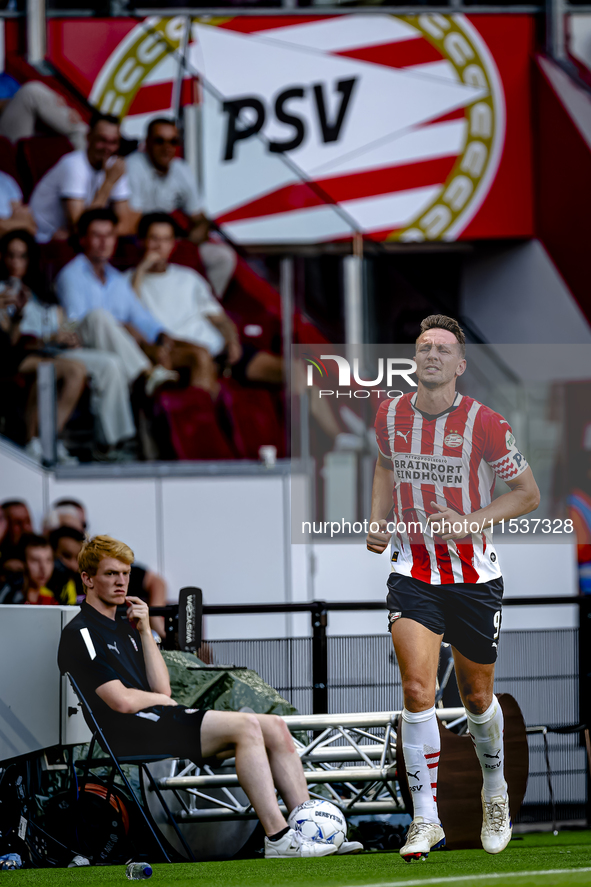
[46,13,535,245]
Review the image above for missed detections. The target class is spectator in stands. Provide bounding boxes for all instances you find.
[0,533,62,605]
[0,551,24,600]
[47,525,85,603]
[131,213,283,390]
[0,503,23,593]
[127,119,236,297]
[0,506,7,551]
[0,171,36,237]
[43,499,88,536]
[0,229,135,458]
[0,500,32,587]
[0,81,88,151]
[0,229,87,463]
[30,112,134,244]
[2,499,33,548]
[55,209,181,453]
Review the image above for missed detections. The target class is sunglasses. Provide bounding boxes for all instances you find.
[152,136,180,146]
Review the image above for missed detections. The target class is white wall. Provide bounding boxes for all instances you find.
[47,476,160,575]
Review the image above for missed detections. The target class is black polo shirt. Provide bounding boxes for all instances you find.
[58,600,151,735]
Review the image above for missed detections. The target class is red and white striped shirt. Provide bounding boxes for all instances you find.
[374,392,529,585]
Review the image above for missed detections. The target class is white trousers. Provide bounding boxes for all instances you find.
[0,82,88,151]
[77,309,151,383]
[198,240,237,298]
[61,310,151,445]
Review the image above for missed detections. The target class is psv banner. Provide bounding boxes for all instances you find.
[47,14,535,244]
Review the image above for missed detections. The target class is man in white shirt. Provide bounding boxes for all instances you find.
[55,208,177,448]
[30,112,134,243]
[0,171,36,236]
[126,118,236,297]
[129,213,242,395]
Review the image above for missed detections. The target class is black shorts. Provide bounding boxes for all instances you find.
[215,342,259,386]
[106,705,207,765]
[386,573,504,664]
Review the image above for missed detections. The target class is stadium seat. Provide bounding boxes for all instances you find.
[39,239,76,286]
[153,387,238,461]
[66,672,194,863]
[219,377,284,460]
[16,134,73,199]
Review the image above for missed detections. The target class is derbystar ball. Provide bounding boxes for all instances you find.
[288,800,347,848]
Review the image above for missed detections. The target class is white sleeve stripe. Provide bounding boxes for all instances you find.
[79,627,96,661]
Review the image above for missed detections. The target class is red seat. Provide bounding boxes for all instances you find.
[39,240,76,287]
[0,136,19,185]
[16,135,73,200]
[153,387,237,461]
[170,237,208,278]
[219,377,284,460]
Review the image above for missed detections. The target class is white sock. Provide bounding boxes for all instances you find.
[401,706,440,823]
[466,695,507,801]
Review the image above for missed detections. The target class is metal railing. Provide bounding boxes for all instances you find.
[152,594,589,823]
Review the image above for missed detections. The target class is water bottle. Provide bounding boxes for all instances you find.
[67,855,90,867]
[126,862,153,880]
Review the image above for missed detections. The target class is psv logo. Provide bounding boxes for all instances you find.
[88,13,504,244]
[444,432,463,448]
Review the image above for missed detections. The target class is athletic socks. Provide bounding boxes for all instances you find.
[267,826,290,842]
[466,695,508,801]
[401,706,441,824]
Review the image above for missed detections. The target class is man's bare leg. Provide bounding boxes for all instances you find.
[451,647,495,714]
[168,342,219,396]
[53,358,87,433]
[391,618,442,711]
[200,710,337,858]
[245,352,283,385]
[254,714,308,813]
[200,710,288,835]
[392,619,445,859]
[452,647,510,853]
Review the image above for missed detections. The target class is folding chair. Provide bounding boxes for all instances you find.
[66,673,196,863]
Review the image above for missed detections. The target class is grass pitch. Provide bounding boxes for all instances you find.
[7,830,591,887]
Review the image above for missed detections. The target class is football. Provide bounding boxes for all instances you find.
[288,799,347,848]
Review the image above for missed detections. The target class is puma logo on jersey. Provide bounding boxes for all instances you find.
[396,430,410,443]
[484,750,501,759]
[407,770,420,781]
[107,642,120,655]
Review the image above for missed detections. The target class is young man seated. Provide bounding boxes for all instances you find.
[58,535,362,858]
[130,213,283,392]
[0,533,73,604]
[47,525,86,603]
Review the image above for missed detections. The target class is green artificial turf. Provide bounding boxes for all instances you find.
[6,830,591,887]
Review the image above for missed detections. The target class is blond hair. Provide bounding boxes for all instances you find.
[78,535,134,576]
[417,314,466,357]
